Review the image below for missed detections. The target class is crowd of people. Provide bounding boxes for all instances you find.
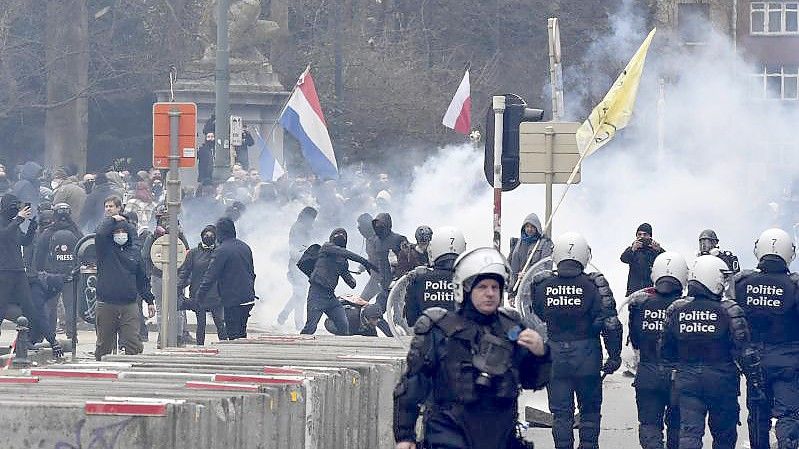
[3,158,799,449]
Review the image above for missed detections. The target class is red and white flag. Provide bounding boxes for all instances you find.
[442,70,471,135]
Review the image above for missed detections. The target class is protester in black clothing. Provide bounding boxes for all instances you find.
[94,214,156,360]
[0,194,63,357]
[178,225,228,345]
[372,213,407,310]
[198,133,215,185]
[621,222,665,296]
[278,207,318,329]
[196,217,256,340]
[300,228,377,335]
[234,126,255,169]
[324,302,383,337]
[28,272,68,344]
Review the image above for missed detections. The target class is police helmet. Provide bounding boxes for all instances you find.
[651,251,689,287]
[698,229,718,242]
[428,226,467,262]
[552,232,591,268]
[53,202,72,218]
[452,247,510,304]
[754,228,796,263]
[689,255,729,295]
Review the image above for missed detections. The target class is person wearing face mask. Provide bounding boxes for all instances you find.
[195,218,256,340]
[94,213,156,360]
[628,252,688,449]
[529,232,623,449]
[300,228,378,336]
[177,225,228,345]
[372,213,408,311]
[697,229,740,274]
[0,193,64,358]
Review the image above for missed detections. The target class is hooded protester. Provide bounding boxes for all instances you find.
[372,212,408,311]
[0,194,63,357]
[51,168,87,219]
[300,228,378,336]
[509,213,554,290]
[94,214,156,360]
[198,133,215,185]
[278,207,318,330]
[324,302,384,337]
[196,217,256,340]
[356,213,381,300]
[11,161,42,215]
[178,225,228,345]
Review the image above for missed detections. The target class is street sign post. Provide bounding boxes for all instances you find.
[152,102,197,169]
[518,121,580,236]
[152,102,194,348]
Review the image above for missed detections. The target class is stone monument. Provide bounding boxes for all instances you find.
[156,0,289,185]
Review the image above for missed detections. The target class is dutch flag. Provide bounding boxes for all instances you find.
[279,68,338,180]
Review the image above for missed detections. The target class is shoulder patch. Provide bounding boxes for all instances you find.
[531,270,555,286]
[721,299,745,318]
[628,288,656,307]
[498,307,522,323]
[733,269,757,284]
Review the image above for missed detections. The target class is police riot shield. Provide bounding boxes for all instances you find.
[385,273,412,337]
[514,256,553,340]
[74,235,97,325]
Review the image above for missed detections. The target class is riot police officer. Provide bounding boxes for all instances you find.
[628,251,688,449]
[529,232,622,449]
[33,203,82,338]
[393,247,550,449]
[732,228,799,449]
[661,255,763,449]
[402,226,466,327]
[698,229,739,274]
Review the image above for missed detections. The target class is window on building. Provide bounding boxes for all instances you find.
[751,2,799,34]
[678,3,711,44]
[752,65,799,100]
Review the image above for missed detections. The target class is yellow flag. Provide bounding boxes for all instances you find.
[576,28,657,157]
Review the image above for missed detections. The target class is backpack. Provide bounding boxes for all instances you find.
[297,244,321,278]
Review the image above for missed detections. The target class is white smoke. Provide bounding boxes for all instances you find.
[237,7,797,332]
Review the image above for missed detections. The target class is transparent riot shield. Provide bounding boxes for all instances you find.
[385,273,412,338]
[514,256,554,340]
[74,235,96,325]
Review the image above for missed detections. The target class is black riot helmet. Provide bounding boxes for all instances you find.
[698,229,719,254]
[414,225,433,245]
[53,202,72,221]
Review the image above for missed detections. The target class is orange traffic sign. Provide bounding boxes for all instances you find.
[152,102,197,169]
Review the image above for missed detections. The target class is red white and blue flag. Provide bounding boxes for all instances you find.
[255,128,285,181]
[279,68,338,180]
[442,70,471,135]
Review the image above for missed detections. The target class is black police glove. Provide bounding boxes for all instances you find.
[601,357,622,375]
[51,341,64,359]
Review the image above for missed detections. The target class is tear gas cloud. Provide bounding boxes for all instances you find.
[225,4,797,330]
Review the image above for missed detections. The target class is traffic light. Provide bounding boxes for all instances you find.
[484,94,544,191]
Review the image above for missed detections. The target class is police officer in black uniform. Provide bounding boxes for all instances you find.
[529,231,623,449]
[33,203,82,338]
[393,247,550,449]
[628,251,688,449]
[402,226,466,327]
[732,228,799,449]
[661,255,763,449]
[698,229,740,274]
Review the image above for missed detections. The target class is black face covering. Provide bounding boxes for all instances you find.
[655,277,682,295]
[331,232,347,248]
[202,233,216,247]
